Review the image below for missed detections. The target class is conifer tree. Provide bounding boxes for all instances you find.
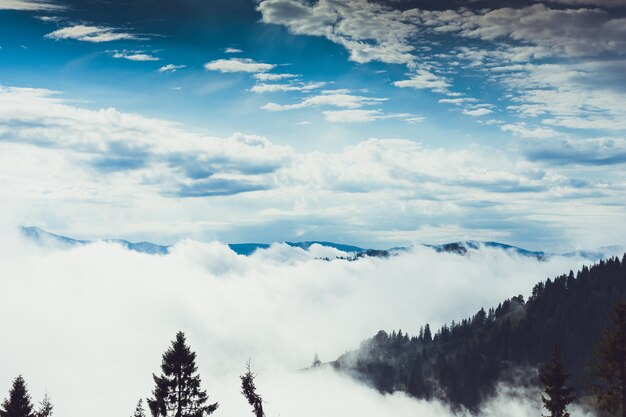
[423,324,432,343]
[0,376,34,417]
[540,346,574,417]
[36,394,52,417]
[240,361,264,417]
[132,399,146,417]
[311,353,321,368]
[148,332,218,417]
[591,302,626,417]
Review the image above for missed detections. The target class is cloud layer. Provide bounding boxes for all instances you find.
[0,224,605,417]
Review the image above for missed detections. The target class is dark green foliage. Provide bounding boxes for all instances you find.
[591,302,626,417]
[540,346,574,417]
[0,376,34,417]
[35,394,52,417]
[240,361,264,417]
[148,332,218,417]
[334,255,626,411]
[132,399,146,417]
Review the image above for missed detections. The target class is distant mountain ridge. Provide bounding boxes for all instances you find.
[19,226,622,261]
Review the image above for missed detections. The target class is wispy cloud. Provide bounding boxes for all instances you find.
[262,90,386,111]
[45,25,141,43]
[112,51,159,61]
[0,0,62,10]
[158,64,186,73]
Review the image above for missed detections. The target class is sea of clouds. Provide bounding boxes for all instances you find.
[0,220,604,417]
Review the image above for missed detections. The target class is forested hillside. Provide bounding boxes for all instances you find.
[334,255,626,411]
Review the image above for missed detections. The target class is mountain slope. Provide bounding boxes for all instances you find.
[333,255,626,411]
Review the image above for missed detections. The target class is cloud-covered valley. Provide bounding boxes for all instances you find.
[0,222,605,417]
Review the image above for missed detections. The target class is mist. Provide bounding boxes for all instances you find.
[0,223,602,417]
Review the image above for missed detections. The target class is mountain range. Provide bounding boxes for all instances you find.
[19,226,622,261]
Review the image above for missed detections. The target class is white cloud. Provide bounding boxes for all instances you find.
[112,51,160,62]
[322,110,416,124]
[258,0,417,65]
[251,81,326,94]
[262,90,386,111]
[1,85,625,248]
[254,73,298,81]
[224,47,243,54]
[45,25,141,43]
[323,109,384,123]
[463,108,493,117]
[501,123,561,139]
[0,0,61,10]
[158,64,186,73]
[204,58,275,73]
[393,70,451,93]
[0,225,606,417]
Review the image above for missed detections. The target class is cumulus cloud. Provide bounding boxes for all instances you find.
[257,0,626,133]
[45,25,141,43]
[0,222,608,417]
[204,58,275,73]
[1,85,625,248]
[224,47,243,53]
[258,0,417,65]
[524,137,626,166]
[0,0,62,10]
[0,86,291,200]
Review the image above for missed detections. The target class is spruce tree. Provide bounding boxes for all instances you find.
[240,361,264,417]
[35,394,52,417]
[540,346,574,417]
[591,302,626,417]
[0,376,34,417]
[132,399,146,417]
[311,353,321,368]
[148,332,218,417]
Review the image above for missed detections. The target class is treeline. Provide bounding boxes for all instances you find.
[1,332,266,417]
[334,255,626,413]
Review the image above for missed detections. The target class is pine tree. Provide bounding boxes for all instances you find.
[311,353,321,368]
[423,324,432,343]
[540,346,575,417]
[148,332,218,417]
[132,399,146,417]
[0,376,34,417]
[36,394,52,417]
[591,302,626,417]
[240,361,264,417]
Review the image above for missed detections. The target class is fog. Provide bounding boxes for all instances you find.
[0,223,602,417]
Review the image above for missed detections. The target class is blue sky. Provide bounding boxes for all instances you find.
[1,0,625,250]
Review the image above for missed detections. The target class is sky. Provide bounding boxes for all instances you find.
[1,0,626,250]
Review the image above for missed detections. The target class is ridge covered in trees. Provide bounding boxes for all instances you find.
[333,255,626,411]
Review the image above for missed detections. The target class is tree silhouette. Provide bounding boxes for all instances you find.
[240,361,264,417]
[148,332,218,417]
[35,394,53,417]
[0,376,34,417]
[311,353,321,368]
[591,302,626,417]
[132,399,146,417]
[540,346,574,417]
